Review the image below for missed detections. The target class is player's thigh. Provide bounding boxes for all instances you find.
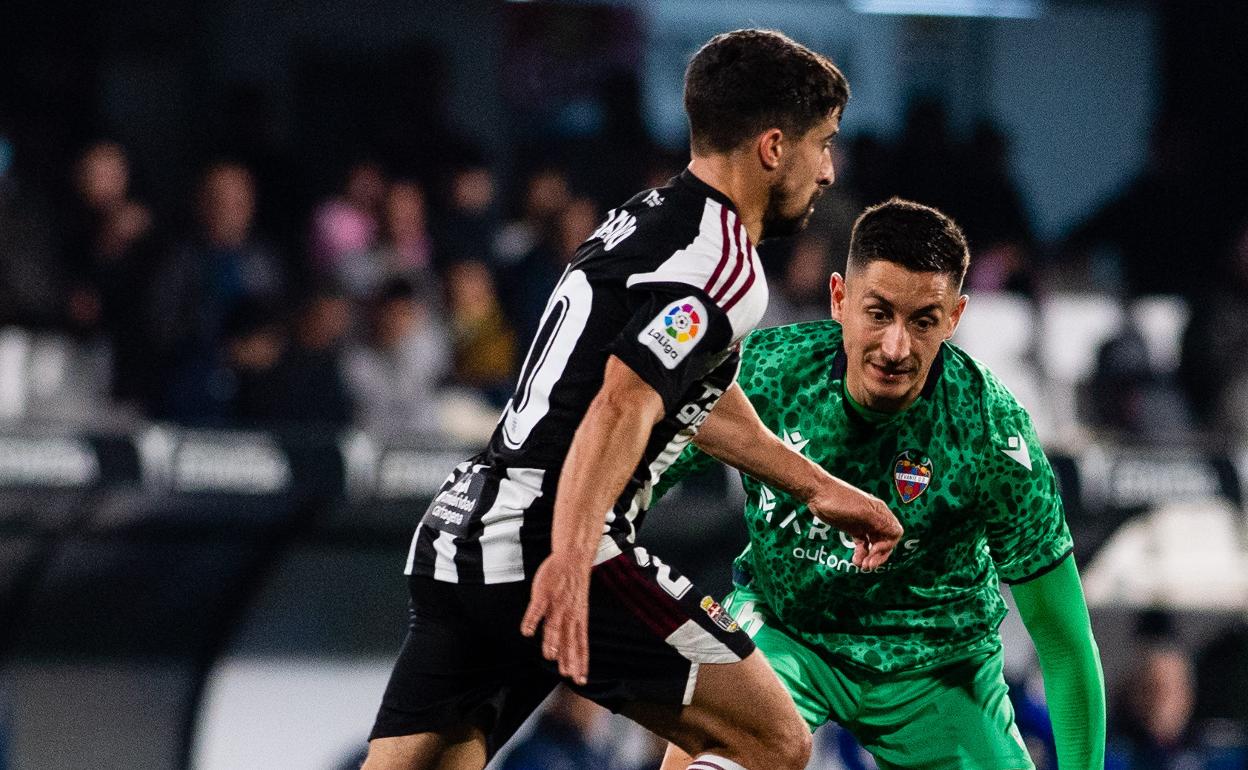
[369,577,558,761]
[857,647,1034,770]
[622,648,811,764]
[723,584,856,732]
[578,548,807,763]
[363,724,487,770]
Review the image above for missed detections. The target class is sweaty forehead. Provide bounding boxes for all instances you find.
[850,260,958,311]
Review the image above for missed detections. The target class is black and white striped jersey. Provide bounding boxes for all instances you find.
[406,170,769,584]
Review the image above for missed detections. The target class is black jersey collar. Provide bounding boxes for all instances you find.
[828,342,947,401]
[676,168,740,212]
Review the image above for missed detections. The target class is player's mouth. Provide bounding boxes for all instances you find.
[868,361,913,383]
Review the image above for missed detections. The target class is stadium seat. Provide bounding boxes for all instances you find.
[954,292,1036,370]
[1038,293,1125,386]
[954,293,1056,438]
[1128,294,1190,376]
[1082,497,1248,611]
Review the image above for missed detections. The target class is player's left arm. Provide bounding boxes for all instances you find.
[1011,556,1106,770]
[981,397,1106,770]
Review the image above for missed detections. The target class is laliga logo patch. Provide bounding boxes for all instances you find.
[638,296,706,369]
[700,595,740,633]
[664,303,701,342]
[893,449,933,504]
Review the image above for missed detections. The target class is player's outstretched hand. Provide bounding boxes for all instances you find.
[520,552,591,686]
[807,479,903,570]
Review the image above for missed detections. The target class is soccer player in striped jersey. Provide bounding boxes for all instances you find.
[363,29,903,770]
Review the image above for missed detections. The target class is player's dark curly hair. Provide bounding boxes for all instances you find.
[848,198,970,288]
[684,29,850,155]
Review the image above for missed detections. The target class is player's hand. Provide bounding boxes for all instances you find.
[520,551,591,686]
[806,479,903,570]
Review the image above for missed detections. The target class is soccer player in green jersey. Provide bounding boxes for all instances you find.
[658,198,1106,770]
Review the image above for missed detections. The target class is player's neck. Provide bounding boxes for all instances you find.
[686,156,766,244]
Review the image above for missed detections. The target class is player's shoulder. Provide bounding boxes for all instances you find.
[744,319,843,363]
[941,342,1041,458]
[737,320,842,395]
[578,172,753,287]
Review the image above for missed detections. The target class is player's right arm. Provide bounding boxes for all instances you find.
[520,355,666,686]
[691,383,902,569]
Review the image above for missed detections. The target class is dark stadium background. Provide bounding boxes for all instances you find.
[1,1,1247,768]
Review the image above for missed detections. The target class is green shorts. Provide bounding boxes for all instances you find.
[724,584,1033,770]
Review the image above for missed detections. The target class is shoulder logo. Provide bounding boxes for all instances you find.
[643,189,664,207]
[591,209,637,251]
[893,449,933,504]
[1000,434,1032,471]
[638,297,706,369]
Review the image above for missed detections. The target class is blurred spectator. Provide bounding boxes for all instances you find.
[1061,116,1217,298]
[148,160,285,423]
[892,99,960,216]
[846,133,895,210]
[958,123,1035,250]
[260,284,353,429]
[499,194,598,344]
[1194,626,1248,747]
[343,278,450,439]
[61,140,162,405]
[335,180,437,302]
[1088,324,1192,438]
[957,123,1039,297]
[310,159,386,272]
[494,166,573,268]
[498,689,610,770]
[1109,643,1199,769]
[221,300,287,426]
[1178,215,1248,438]
[446,260,517,406]
[436,161,499,267]
[761,233,834,328]
[1107,613,1245,770]
[0,130,63,330]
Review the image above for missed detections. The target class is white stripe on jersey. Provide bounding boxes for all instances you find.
[479,467,546,584]
[405,459,472,576]
[433,531,458,582]
[403,521,424,575]
[625,200,767,342]
[500,269,595,450]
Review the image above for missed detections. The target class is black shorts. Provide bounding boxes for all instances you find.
[369,545,755,754]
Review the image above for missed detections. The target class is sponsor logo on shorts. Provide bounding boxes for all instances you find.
[638,296,706,369]
[700,595,740,633]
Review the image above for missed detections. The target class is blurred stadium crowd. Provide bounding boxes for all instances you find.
[2,2,1248,769]
[2,98,1248,446]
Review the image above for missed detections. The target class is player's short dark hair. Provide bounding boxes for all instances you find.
[684,29,850,155]
[848,198,970,288]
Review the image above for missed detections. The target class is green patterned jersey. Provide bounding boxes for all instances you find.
[658,320,1073,674]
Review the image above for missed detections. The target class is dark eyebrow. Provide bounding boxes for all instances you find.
[862,290,893,307]
[912,304,943,318]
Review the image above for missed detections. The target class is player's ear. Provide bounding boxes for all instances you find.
[829,273,847,321]
[946,293,969,339]
[757,128,784,171]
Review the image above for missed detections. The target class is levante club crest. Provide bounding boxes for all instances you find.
[893,450,933,503]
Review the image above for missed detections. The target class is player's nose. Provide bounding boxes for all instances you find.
[819,151,835,187]
[880,322,910,361]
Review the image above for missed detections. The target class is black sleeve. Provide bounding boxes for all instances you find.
[606,283,736,413]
